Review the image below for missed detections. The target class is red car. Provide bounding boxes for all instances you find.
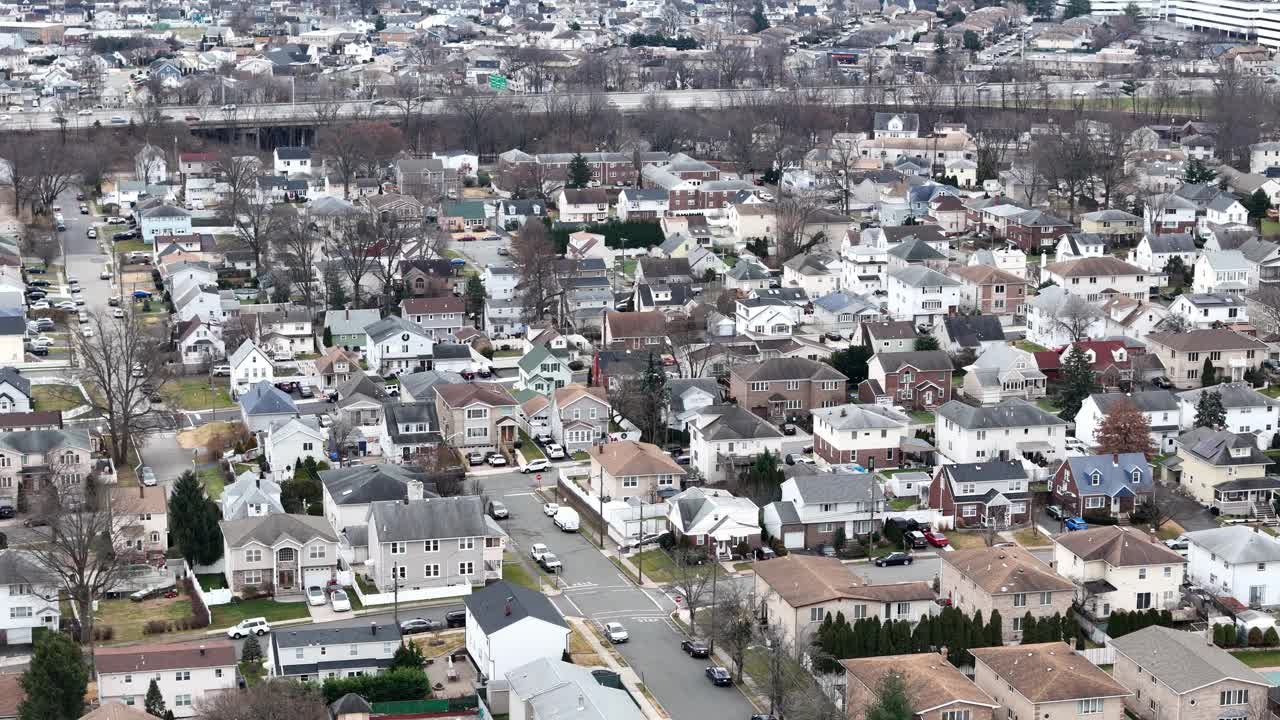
[458,235,476,242]
[922,529,949,548]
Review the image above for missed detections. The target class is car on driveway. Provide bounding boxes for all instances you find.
[132,290,152,299]
[604,622,629,643]
[1163,535,1190,553]
[874,552,913,567]
[467,451,485,465]
[139,466,157,487]
[705,667,732,686]
[545,443,566,460]
[522,458,550,474]
[922,529,949,548]
[226,617,271,638]
[538,553,562,572]
[400,617,443,635]
[445,609,466,627]
[307,586,326,606]
[487,453,507,467]
[1064,517,1089,531]
[212,364,230,377]
[330,589,352,612]
[530,543,550,561]
[1046,505,1066,520]
[681,639,711,657]
[488,500,508,519]
[543,502,560,517]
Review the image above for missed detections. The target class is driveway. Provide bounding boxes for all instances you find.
[1156,483,1217,531]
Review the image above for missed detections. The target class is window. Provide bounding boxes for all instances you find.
[785,399,802,410]
[818,523,834,533]
[424,539,439,553]
[1013,593,1027,607]
[425,564,440,578]
[124,675,133,683]
[1221,690,1249,706]
[1085,496,1105,509]
[245,548,262,563]
[897,602,911,616]
[349,644,358,656]
[390,542,406,555]
[1077,699,1104,715]
[244,570,262,585]
[1136,592,1152,610]
[819,503,836,513]
[622,477,638,488]
[309,544,325,560]
[175,696,192,708]
[809,607,824,622]
[962,505,976,517]
[466,427,488,439]
[466,408,488,420]
[1163,566,1172,578]
[943,712,972,720]
[10,607,31,619]
[1012,617,1023,631]
[295,648,304,660]
[8,584,31,596]
[1131,469,1142,484]
[458,537,475,551]
[175,671,190,681]
[750,381,768,392]
[459,561,474,576]
[1138,568,1147,580]
[1040,592,1052,606]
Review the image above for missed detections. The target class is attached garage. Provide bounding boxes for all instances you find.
[783,531,805,549]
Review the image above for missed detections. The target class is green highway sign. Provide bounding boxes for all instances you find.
[489,74,508,91]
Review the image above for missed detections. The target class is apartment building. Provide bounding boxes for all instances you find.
[365,496,505,591]
[1144,330,1268,389]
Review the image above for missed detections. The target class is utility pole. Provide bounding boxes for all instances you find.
[708,557,718,649]
[637,494,645,584]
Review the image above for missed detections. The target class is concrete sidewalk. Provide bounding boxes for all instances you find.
[567,616,670,720]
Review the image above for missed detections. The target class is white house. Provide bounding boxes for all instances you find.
[1184,526,1280,608]
[1043,256,1156,302]
[668,379,721,431]
[484,265,519,301]
[1053,233,1106,263]
[228,340,273,397]
[1202,194,1249,233]
[1193,251,1253,296]
[0,550,59,644]
[935,398,1067,465]
[782,253,843,299]
[96,641,237,717]
[556,188,610,223]
[665,486,761,558]
[506,658,647,720]
[810,403,912,468]
[1053,526,1186,617]
[0,368,31,413]
[464,581,570,685]
[736,298,799,338]
[1076,390,1180,454]
[137,204,192,245]
[262,417,327,484]
[616,188,669,222]
[884,266,960,326]
[1169,293,1249,329]
[688,405,786,485]
[273,147,312,176]
[1127,233,1198,274]
[762,472,886,550]
[270,623,400,682]
[1177,383,1280,450]
[364,315,434,375]
[1024,286,1105,350]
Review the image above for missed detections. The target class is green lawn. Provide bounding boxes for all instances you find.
[1230,650,1280,668]
[503,554,541,592]
[114,239,149,254]
[1262,219,1280,237]
[621,258,638,277]
[889,497,916,511]
[96,596,194,643]
[572,451,590,461]
[32,384,88,412]
[520,431,545,461]
[909,410,935,425]
[239,660,266,687]
[631,550,677,584]
[1013,528,1053,547]
[162,377,235,411]
[197,573,228,590]
[1016,340,1050,353]
[198,465,226,500]
[494,349,522,358]
[1036,398,1063,414]
[210,598,309,629]
[1262,386,1280,399]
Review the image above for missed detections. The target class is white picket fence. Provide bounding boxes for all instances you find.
[348,576,472,607]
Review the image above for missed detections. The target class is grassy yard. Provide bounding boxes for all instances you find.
[210,598,309,629]
[502,554,541,593]
[909,410,935,425]
[631,549,677,584]
[162,377,235,411]
[620,258,638,277]
[114,239,149,254]
[732,561,754,573]
[1230,650,1280,668]
[889,497,916,511]
[197,573,227,590]
[494,349,522,358]
[1262,219,1280,237]
[1155,519,1185,541]
[1036,398,1063,414]
[572,451,590,462]
[946,532,992,550]
[198,465,226,500]
[520,431,545,461]
[1013,528,1053,547]
[32,384,88,412]
[96,596,194,643]
[1016,340,1050,353]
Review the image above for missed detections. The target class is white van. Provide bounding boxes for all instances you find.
[553,507,580,532]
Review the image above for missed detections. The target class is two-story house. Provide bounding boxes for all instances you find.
[1024,286,1106,349]
[549,385,610,454]
[96,641,237,717]
[365,496,505,591]
[219,514,341,597]
[736,298,800,338]
[0,428,96,509]
[936,399,1067,465]
[1186,525,1280,609]
[273,147,312,176]
[175,318,225,366]
[1043,256,1156,302]
[811,403,911,468]
[859,351,954,411]
[947,264,1027,316]
[262,417,327,484]
[665,487,761,558]
[885,266,961,325]
[861,321,920,353]
[1177,383,1280,450]
[110,485,169,558]
[1081,209,1143,244]
[1193,251,1254,296]
[961,344,1048,406]
[940,547,1074,642]
[1173,428,1279,518]
[401,297,465,340]
[364,315,435,375]
[1145,193,1199,235]
[688,405,786,485]
[1146,330,1267,389]
[754,554,936,648]
[228,339,274,398]
[379,401,440,462]
[252,308,313,357]
[517,346,572,396]
[324,309,382,352]
[271,623,401,682]
[1053,526,1185,618]
[220,471,284,521]
[843,653,997,720]
[782,253,843,299]
[928,461,1030,529]
[1076,391,1181,455]
[0,550,59,645]
[465,581,569,686]
[763,471,886,550]
[1111,625,1273,720]
[0,369,31,414]
[1128,233,1198,274]
[587,440,686,502]
[556,188,610,223]
[320,463,429,533]
[137,203,192,245]
[602,311,667,349]
[971,643,1130,720]
[1169,293,1249,330]
[434,383,519,453]
[729,358,848,423]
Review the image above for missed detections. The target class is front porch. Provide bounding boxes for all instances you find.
[1213,478,1280,518]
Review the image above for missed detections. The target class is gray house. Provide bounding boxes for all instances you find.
[365,496,506,591]
[320,464,435,533]
[238,380,298,433]
[323,309,382,351]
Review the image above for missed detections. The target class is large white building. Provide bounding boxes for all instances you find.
[0,550,59,644]
[1184,526,1280,608]
[935,399,1068,465]
[884,266,960,326]
[96,641,238,717]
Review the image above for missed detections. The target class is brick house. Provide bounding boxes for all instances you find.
[1051,453,1154,520]
[1006,209,1073,252]
[971,643,1130,720]
[858,351,953,411]
[811,403,912,468]
[946,264,1028,316]
[728,358,848,423]
[843,654,997,720]
[939,546,1074,642]
[399,258,461,297]
[928,460,1031,528]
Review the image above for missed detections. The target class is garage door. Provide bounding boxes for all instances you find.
[783,532,804,549]
[303,568,335,589]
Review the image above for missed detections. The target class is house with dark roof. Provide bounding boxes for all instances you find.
[946,264,1027,317]
[1144,329,1268,389]
[320,463,433,531]
[860,350,953,411]
[1051,453,1154,521]
[464,581,569,684]
[936,315,1007,353]
[271,622,402,682]
[219,514,340,597]
[811,403,913,468]
[729,358,848,423]
[1176,383,1280,450]
[237,380,299,433]
[1053,526,1184,618]
[928,460,1030,529]
[366,496,505,590]
[0,368,31,413]
[935,399,1067,465]
[1174,428,1280,516]
[763,471,886,550]
[688,405,785,485]
[0,550,59,644]
[1076,390,1181,455]
[666,486,761,558]
[378,401,441,461]
[96,640,237,715]
[941,550,1075,642]
[861,319,919,353]
[602,311,668,350]
[400,258,461,297]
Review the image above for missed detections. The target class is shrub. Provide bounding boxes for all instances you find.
[1081,513,1120,526]
[1264,627,1279,646]
[143,620,169,635]
[92,625,115,641]
[1249,627,1265,646]
[320,668,430,704]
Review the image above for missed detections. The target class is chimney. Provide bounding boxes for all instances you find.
[199,646,205,656]
[371,622,377,635]
[505,596,514,616]
[577,695,585,711]
[407,479,424,501]
[1112,453,1119,466]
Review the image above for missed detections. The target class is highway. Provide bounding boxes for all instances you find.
[0,78,1215,131]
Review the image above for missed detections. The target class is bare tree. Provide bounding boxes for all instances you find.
[756,619,812,718]
[214,152,262,225]
[1052,294,1103,343]
[276,207,322,311]
[21,226,59,269]
[198,679,329,720]
[708,578,761,683]
[233,196,286,278]
[512,221,561,325]
[775,196,827,263]
[1249,285,1280,336]
[448,91,502,156]
[319,121,405,199]
[668,549,715,638]
[330,213,385,307]
[367,215,419,314]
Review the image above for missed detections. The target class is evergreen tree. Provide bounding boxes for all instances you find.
[241,634,264,665]
[935,30,947,54]
[322,326,333,348]
[750,2,770,31]
[637,353,670,446]
[1183,158,1218,185]
[828,345,873,386]
[1195,389,1227,428]
[19,631,88,720]
[1123,1,1141,19]
[1063,0,1091,17]
[1021,613,1038,644]
[867,672,915,720]
[963,29,982,50]
[465,275,486,319]
[1056,345,1097,420]
[566,154,593,189]
[374,14,387,31]
[168,471,224,566]
[987,609,1003,646]
[1202,356,1218,387]
[145,679,167,718]
[1244,189,1273,221]
[914,335,940,352]
[391,640,426,670]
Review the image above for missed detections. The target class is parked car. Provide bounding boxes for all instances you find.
[400,617,443,635]
[113,230,139,241]
[705,667,732,686]
[212,364,231,377]
[33,318,53,331]
[330,589,352,612]
[489,500,508,519]
[486,453,507,467]
[0,505,13,519]
[782,423,798,435]
[274,381,299,394]
[27,301,49,311]
[543,502,560,517]
[681,639,711,657]
[538,553,562,572]
[226,617,271,638]
[604,622,629,643]
[1163,535,1190,552]
[26,279,50,287]
[904,530,928,549]
[530,542,551,561]
[545,443,566,459]
[522,458,550,474]
[139,466,157,487]
[1046,505,1066,520]
[86,228,96,239]
[306,586,326,606]
[444,609,466,628]
[874,552,914,567]
[467,451,485,465]
[922,529,949,548]
[1064,517,1089,531]
[299,385,314,398]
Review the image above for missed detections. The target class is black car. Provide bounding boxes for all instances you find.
[28,346,48,357]
[0,505,13,519]
[399,617,443,635]
[705,666,732,686]
[1046,505,1066,520]
[681,639,710,658]
[113,230,139,241]
[27,279,50,287]
[444,609,466,628]
[875,552,913,567]
[25,290,45,300]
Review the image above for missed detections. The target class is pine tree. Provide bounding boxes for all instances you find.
[750,2,770,31]
[1201,356,1218,387]
[322,326,333,348]
[1021,613,1038,644]
[145,679,166,718]
[169,471,224,567]
[1194,389,1227,428]
[1183,158,1218,185]
[1056,345,1097,420]
[465,275,486,319]
[867,672,915,720]
[566,154,593,189]
[391,640,426,670]
[987,609,1003,646]
[1063,0,1091,17]
[241,634,264,665]
[914,335,940,352]
[18,631,88,720]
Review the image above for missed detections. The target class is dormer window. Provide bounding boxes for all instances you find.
[1131,469,1142,484]
[1090,470,1101,486]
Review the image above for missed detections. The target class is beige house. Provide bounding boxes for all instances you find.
[110,485,169,558]
[971,643,1130,720]
[1052,526,1186,617]
[1143,330,1268,389]
[939,545,1073,642]
[587,440,686,501]
[1173,428,1278,516]
[219,514,341,597]
[843,653,998,720]
[1110,625,1273,720]
[433,382,520,453]
[754,554,936,647]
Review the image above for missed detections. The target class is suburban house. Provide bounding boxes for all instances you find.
[687,404,786,485]
[218,514,342,597]
[238,381,299,434]
[1177,384,1280,451]
[365,496,505,591]
[1025,286,1105,349]
[324,309,382,351]
[175,319,225,366]
[556,188,610,223]
[1169,293,1249,330]
[1050,454,1155,521]
[729,358,848,423]
[665,487,762,558]
[316,347,362,389]
[505,657,646,720]
[220,472,284,521]
[842,654,997,720]
[1042,256,1156,302]
[1174,428,1279,518]
[962,344,1048,405]
[810,403,912,469]
[602,311,668,349]
[1128,233,1198,274]
[228,341,274,397]
[928,461,1030,529]
[434,383,519,454]
[587,440,686,502]
[862,320,920,353]
[271,623,402,682]
[0,369,30,413]
[667,378,722,431]
[379,400,440,462]
[0,550,60,645]
[936,315,1008,355]
[364,315,435,375]
[947,264,1027,316]
[262,417,327,484]
[251,308,314,357]
[859,351,953,411]
[1110,625,1273,720]
[1052,526,1185,618]
[95,641,238,717]
[763,470,886,550]
[970,643,1130,720]
[736,297,800,338]
[517,346,572,396]
[935,399,1067,465]
[1143,330,1268,389]
[464,581,570,685]
[1075,391,1180,455]
[884,266,961,325]
[401,297,466,340]
[754,554,936,648]
[548,384,610,454]
[1184,526,1280,608]
[320,463,429,532]
[1193,251,1253,296]
[110,485,169,557]
[939,546,1074,641]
